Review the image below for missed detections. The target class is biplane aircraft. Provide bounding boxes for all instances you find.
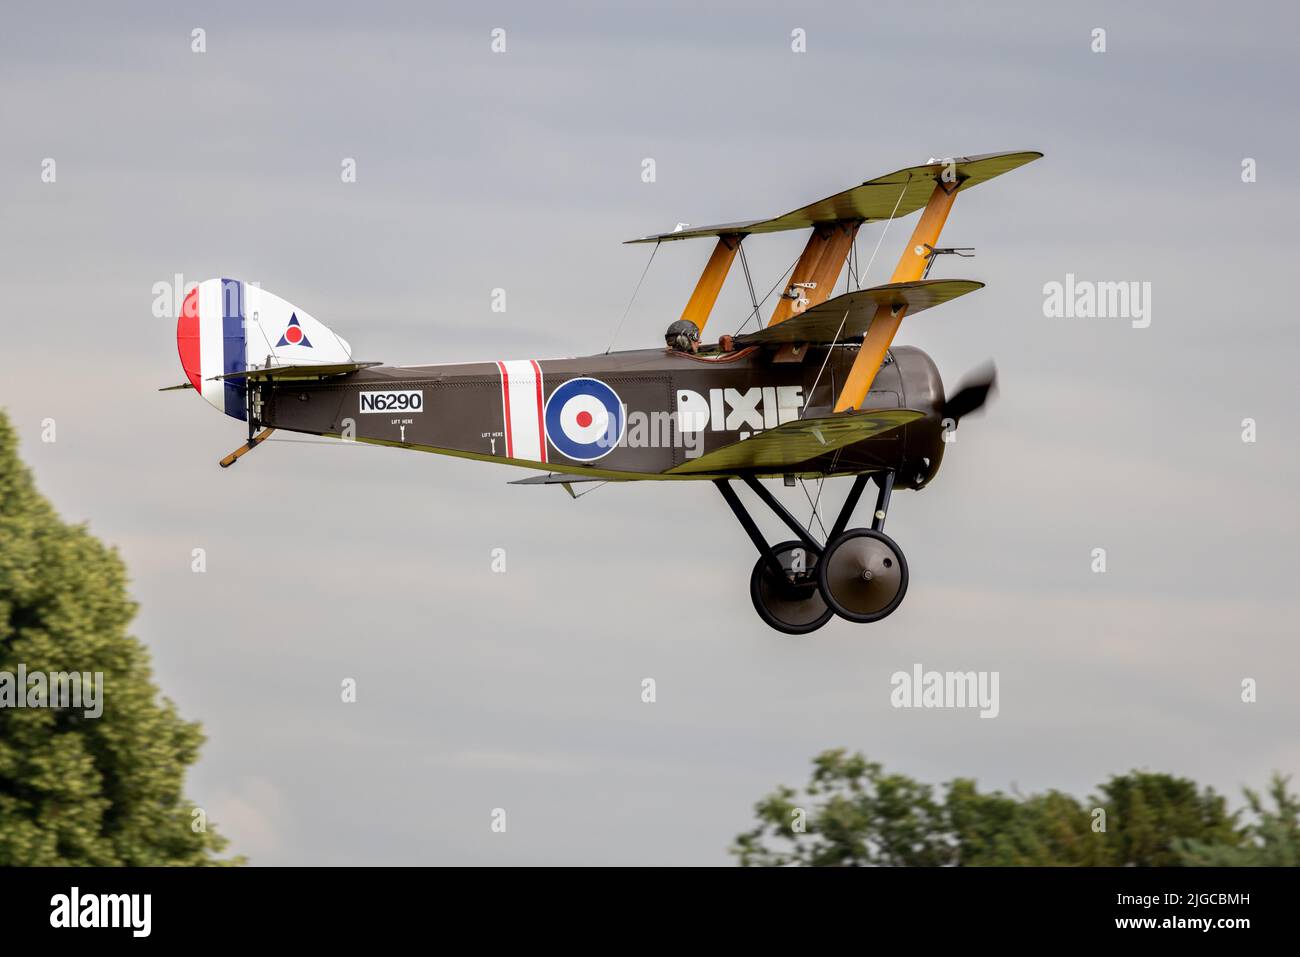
[165,150,1041,634]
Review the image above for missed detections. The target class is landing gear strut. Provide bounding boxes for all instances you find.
[716,472,908,635]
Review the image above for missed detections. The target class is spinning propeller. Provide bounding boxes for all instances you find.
[943,362,997,426]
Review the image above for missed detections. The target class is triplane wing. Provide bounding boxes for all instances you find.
[668,409,925,475]
[627,151,1042,244]
[734,280,983,347]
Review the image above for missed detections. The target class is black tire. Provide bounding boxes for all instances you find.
[816,528,909,623]
[749,539,834,636]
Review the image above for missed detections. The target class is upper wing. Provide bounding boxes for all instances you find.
[667,409,924,475]
[734,280,983,347]
[626,152,1042,244]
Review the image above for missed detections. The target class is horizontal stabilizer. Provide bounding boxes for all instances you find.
[158,382,195,392]
[212,361,382,382]
[628,151,1042,244]
[735,280,983,347]
[668,409,924,475]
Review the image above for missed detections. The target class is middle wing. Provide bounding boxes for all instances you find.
[734,280,982,347]
[667,409,924,475]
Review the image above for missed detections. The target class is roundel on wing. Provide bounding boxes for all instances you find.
[544,377,625,462]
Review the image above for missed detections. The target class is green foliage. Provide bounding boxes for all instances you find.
[733,751,951,866]
[1096,771,1237,866]
[0,410,239,865]
[946,780,1110,866]
[1179,774,1300,866]
[734,749,1289,867]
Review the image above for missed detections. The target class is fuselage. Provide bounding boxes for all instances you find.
[254,343,949,486]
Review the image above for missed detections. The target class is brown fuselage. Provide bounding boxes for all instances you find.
[253,344,948,487]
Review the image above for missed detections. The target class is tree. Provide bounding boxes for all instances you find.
[1179,774,1300,866]
[734,750,1279,867]
[733,750,952,866]
[945,780,1110,866]
[1094,771,1238,867]
[0,410,239,865]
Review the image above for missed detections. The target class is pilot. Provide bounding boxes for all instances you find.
[665,319,701,353]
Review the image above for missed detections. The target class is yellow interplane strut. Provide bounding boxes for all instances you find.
[679,234,741,334]
[804,222,860,307]
[768,222,859,327]
[833,181,958,411]
[768,229,832,327]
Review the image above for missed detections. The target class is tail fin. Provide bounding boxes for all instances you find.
[176,279,352,420]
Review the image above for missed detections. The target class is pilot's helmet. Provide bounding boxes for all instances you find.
[665,319,701,351]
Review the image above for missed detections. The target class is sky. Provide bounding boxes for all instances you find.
[1,0,1298,864]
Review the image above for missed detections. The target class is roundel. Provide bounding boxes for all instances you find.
[544,377,625,462]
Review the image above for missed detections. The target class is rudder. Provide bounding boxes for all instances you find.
[176,279,353,420]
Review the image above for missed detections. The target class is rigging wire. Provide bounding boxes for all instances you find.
[734,248,801,335]
[568,481,608,499]
[859,176,912,286]
[797,477,829,542]
[605,240,660,354]
[800,308,849,419]
[803,446,847,537]
[819,452,848,531]
[808,476,826,539]
[737,240,761,325]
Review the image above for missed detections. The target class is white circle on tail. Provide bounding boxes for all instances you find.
[545,377,624,461]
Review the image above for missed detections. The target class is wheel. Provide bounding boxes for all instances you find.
[749,540,834,636]
[817,528,909,623]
